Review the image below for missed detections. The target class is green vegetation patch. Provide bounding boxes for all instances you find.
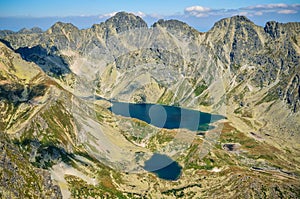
[65,174,126,199]
[194,84,208,96]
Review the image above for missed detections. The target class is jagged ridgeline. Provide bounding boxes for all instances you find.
[0,12,300,198]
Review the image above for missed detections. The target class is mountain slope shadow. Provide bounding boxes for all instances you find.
[0,83,47,104]
[15,45,70,77]
[0,39,14,50]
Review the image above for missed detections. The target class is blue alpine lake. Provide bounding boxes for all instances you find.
[109,101,225,131]
[143,153,182,181]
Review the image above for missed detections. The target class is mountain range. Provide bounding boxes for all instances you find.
[0,12,299,198]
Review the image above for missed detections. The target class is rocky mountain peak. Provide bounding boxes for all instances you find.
[153,19,189,29]
[0,30,15,37]
[152,19,201,39]
[104,11,148,33]
[211,15,255,31]
[264,21,300,38]
[206,15,265,67]
[230,15,252,23]
[18,27,43,34]
[46,21,79,34]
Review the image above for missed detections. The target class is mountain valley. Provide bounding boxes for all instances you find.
[0,12,300,198]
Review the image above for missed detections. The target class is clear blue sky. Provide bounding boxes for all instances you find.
[0,0,299,31]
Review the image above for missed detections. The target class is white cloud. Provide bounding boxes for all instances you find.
[183,3,300,18]
[185,6,211,12]
[98,11,146,19]
[184,6,211,17]
[148,13,163,19]
[239,3,300,16]
[246,3,288,10]
[277,9,297,14]
[292,4,300,8]
[131,11,146,18]
[254,11,263,16]
[195,13,209,17]
[99,12,117,18]
[238,12,248,16]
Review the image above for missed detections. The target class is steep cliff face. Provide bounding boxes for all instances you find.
[203,16,300,113]
[0,13,300,198]
[262,21,300,112]
[286,74,300,112]
[206,16,266,68]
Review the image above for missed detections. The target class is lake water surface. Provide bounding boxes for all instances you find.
[109,101,224,131]
[143,153,182,181]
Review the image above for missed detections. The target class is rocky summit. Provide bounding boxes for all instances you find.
[0,12,300,198]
